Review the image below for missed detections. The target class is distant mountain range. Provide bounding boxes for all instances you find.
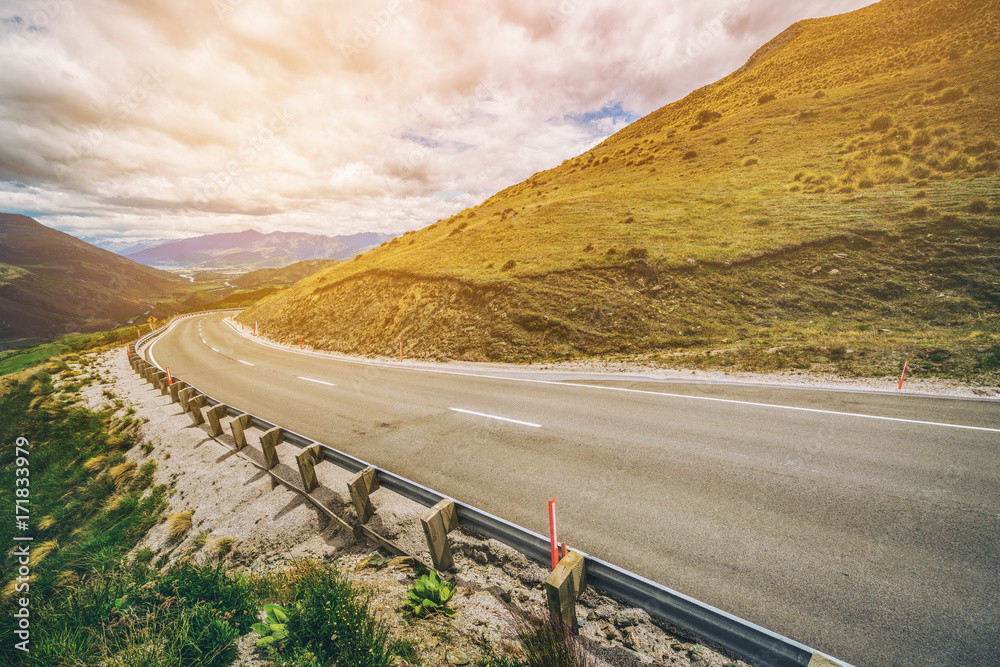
[82,236,174,256]
[0,214,183,343]
[124,229,395,269]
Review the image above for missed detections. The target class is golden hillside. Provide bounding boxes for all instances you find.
[244,0,999,380]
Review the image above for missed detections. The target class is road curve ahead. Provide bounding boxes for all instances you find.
[148,313,1000,667]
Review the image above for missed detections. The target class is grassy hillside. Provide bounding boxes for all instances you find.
[0,326,143,375]
[232,259,340,290]
[0,214,186,345]
[244,0,999,381]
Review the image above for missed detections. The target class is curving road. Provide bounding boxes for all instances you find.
[145,312,1000,667]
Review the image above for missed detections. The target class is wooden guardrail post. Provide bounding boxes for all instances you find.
[158,377,169,395]
[296,444,323,493]
[230,414,251,450]
[178,387,195,412]
[169,381,184,404]
[153,371,166,389]
[206,405,227,436]
[188,394,206,426]
[545,551,586,631]
[421,499,458,571]
[348,466,379,524]
[260,427,282,469]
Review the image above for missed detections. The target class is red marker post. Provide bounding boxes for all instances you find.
[300,336,303,350]
[548,498,559,570]
[898,360,909,390]
[399,340,403,362]
[166,366,173,386]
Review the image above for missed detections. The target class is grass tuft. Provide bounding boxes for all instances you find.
[109,461,137,492]
[168,512,194,543]
[509,606,593,667]
[31,539,60,566]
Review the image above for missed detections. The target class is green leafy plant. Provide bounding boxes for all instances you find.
[405,571,456,618]
[253,604,290,648]
[281,560,395,667]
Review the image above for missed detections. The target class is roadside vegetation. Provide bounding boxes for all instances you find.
[242,0,999,383]
[0,360,592,666]
[0,326,142,375]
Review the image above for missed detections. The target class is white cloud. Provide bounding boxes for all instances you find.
[0,0,876,241]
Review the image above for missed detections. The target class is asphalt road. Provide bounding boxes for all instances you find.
[146,313,1000,667]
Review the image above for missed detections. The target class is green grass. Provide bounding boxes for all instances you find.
[257,560,397,667]
[0,369,170,664]
[6,557,259,667]
[0,326,142,376]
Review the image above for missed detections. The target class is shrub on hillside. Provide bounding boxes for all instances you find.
[696,109,722,124]
[758,92,776,105]
[869,114,894,131]
[975,158,999,172]
[964,139,999,155]
[968,198,989,213]
[942,155,970,171]
[682,150,698,160]
[936,87,964,103]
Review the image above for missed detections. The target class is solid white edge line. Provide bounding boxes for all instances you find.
[449,407,542,428]
[211,347,219,352]
[238,360,254,366]
[298,377,336,387]
[217,317,1000,434]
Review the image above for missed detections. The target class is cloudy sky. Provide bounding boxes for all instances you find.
[0,0,875,243]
